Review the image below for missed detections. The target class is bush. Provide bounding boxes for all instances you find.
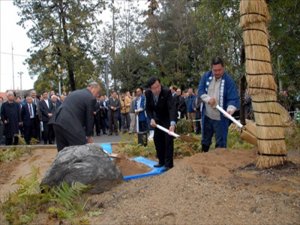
[176,119,194,134]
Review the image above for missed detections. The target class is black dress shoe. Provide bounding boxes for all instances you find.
[153,163,164,168]
[164,165,173,171]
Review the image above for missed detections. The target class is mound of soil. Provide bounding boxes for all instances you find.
[89,149,300,225]
[115,154,151,176]
[1,147,300,225]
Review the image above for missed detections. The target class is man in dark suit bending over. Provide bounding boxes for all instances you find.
[145,77,177,170]
[50,82,100,151]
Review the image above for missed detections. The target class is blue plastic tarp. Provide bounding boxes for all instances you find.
[98,143,166,181]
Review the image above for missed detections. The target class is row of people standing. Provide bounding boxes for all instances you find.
[93,88,148,136]
[93,86,204,138]
[0,90,64,145]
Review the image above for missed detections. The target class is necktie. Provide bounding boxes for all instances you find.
[154,96,158,105]
[29,104,33,118]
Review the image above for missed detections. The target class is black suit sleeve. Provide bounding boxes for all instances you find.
[167,90,177,123]
[145,90,154,120]
[85,98,96,137]
[20,105,26,122]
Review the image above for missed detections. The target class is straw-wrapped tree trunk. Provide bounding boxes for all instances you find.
[239,0,287,168]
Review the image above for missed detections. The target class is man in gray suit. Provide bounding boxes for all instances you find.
[50,82,100,151]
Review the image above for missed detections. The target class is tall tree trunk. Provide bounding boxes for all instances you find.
[59,0,76,91]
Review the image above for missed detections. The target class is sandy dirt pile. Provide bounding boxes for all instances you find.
[90,149,300,225]
[0,148,299,225]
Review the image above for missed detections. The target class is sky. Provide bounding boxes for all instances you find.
[0,0,35,92]
[0,0,147,93]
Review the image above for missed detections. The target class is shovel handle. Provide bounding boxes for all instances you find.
[216,105,243,129]
[156,124,180,138]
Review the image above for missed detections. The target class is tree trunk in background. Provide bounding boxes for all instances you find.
[59,0,76,91]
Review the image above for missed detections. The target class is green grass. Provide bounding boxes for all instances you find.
[285,124,300,151]
[117,123,253,158]
[0,146,32,163]
[1,167,92,225]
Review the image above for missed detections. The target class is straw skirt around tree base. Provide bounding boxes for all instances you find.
[240,0,288,168]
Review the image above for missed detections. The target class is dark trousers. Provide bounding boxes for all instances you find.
[108,111,118,134]
[202,116,226,148]
[5,136,18,145]
[195,110,201,134]
[0,122,4,145]
[53,124,86,151]
[42,121,54,144]
[35,118,41,141]
[94,114,101,135]
[24,119,37,144]
[121,113,130,131]
[139,121,148,132]
[100,116,107,134]
[154,125,174,168]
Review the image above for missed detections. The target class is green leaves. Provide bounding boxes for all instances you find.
[50,182,89,210]
[14,0,105,92]
[2,167,91,224]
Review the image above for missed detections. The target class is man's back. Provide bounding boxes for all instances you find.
[52,88,95,137]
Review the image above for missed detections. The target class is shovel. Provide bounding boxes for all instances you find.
[216,105,257,146]
[156,124,198,142]
[103,149,120,159]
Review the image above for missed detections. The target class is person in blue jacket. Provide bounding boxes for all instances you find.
[198,57,240,152]
[134,87,148,132]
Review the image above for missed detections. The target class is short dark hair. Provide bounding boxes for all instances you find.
[146,77,160,88]
[211,57,224,67]
[136,87,143,92]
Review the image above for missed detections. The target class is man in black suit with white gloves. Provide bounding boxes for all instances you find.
[50,82,100,151]
[145,77,177,170]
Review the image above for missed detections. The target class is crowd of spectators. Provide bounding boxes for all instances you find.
[0,86,203,146]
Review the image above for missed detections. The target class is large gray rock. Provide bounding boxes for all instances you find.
[41,144,123,193]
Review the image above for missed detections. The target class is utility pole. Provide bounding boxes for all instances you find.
[112,0,117,90]
[105,59,109,97]
[18,71,23,98]
[12,44,15,90]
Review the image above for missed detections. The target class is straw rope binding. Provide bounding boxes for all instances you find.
[239,0,288,169]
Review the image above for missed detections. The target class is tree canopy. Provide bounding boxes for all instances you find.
[15,0,299,97]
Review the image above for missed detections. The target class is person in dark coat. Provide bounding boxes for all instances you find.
[39,91,54,144]
[94,96,101,136]
[21,96,37,144]
[107,91,120,135]
[176,88,187,119]
[1,91,21,145]
[30,90,41,143]
[145,77,177,170]
[98,95,107,135]
[193,95,202,134]
[49,95,61,142]
[50,82,100,151]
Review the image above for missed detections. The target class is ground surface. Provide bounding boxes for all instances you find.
[0,145,299,225]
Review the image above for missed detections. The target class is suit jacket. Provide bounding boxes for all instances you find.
[50,88,96,138]
[21,103,37,126]
[145,86,177,127]
[51,100,62,114]
[1,101,21,137]
[39,99,53,122]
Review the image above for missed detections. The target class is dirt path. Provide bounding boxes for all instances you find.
[0,148,300,225]
[0,148,57,202]
[0,147,150,202]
